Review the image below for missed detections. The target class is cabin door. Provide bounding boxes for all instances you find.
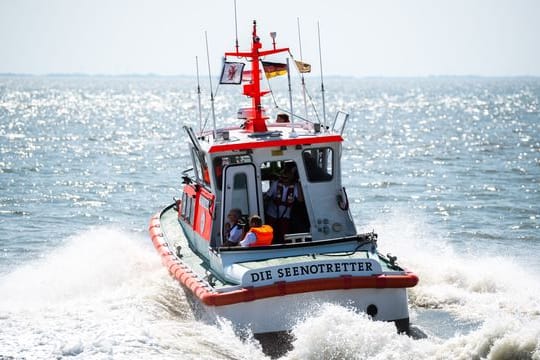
[221,163,260,243]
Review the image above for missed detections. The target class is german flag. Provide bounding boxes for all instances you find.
[261,61,288,79]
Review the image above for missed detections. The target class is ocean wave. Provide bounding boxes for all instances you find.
[0,227,270,360]
[285,304,540,360]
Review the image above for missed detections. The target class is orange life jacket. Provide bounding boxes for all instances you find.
[249,225,273,246]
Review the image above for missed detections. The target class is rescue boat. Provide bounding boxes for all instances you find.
[149,20,418,343]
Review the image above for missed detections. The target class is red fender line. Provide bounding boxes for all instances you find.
[149,213,419,307]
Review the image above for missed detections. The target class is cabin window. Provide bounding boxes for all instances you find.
[188,196,195,224]
[181,192,189,221]
[197,194,213,240]
[191,148,202,180]
[213,154,252,190]
[192,148,211,186]
[302,148,333,182]
[231,172,250,213]
[181,191,195,225]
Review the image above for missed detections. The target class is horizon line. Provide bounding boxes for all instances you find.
[1,72,539,79]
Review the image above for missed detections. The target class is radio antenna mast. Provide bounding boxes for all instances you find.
[297,18,308,118]
[317,21,327,131]
[195,56,203,134]
[233,0,239,52]
[205,31,217,138]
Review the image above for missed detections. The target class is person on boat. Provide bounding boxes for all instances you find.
[213,157,223,188]
[240,215,273,247]
[264,164,304,243]
[223,208,244,246]
[276,113,290,123]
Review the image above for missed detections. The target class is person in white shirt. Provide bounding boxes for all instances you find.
[240,215,273,247]
[223,208,244,246]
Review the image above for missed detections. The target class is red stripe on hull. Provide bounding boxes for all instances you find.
[149,213,419,307]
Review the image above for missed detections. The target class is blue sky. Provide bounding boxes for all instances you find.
[1,0,539,76]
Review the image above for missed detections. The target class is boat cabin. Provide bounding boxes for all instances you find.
[178,117,354,254]
[176,20,354,257]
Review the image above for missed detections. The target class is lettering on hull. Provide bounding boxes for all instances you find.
[241,259,383,287]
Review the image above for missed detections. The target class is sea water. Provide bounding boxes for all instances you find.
[0,75,539,359]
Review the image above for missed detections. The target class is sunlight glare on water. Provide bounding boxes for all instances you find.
[0,76,539,359]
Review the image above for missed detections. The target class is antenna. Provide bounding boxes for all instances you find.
[234,0,239,52]
[205,31,217,138]
[195,56,203,134]
[317,21,327,131]
[286,58,297,137]
[297,17,308,118]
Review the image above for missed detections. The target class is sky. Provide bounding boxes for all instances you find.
[0,0,539,77]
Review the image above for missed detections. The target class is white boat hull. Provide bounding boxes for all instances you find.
[186,287,410,334]
[150,208,415,335]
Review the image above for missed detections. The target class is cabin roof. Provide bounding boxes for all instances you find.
[203,123,343,154]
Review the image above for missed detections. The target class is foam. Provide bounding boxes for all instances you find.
[284,304,540,360]
[0,227,269,359]
[285,304,433,359]
[0,227,162,310]
[434,316,540,359]
[1,219,539,359]
[360,209,540,323]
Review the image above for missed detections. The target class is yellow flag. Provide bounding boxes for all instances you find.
[295,60,311,73]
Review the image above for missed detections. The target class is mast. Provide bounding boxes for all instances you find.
[286,57,296,137]
[195,56,203,134]
[297,18,309,118]
[233,0,239,52]
[317,21,327,131]
[225,20,289,133]
[205,31,217,138]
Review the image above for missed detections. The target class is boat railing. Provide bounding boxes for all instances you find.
[283,232,312,243]
[331,110,349,135]
[217,233,374,253]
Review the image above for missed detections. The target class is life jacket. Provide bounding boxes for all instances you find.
[215,165,223,179]
[249,225,274,246]
[202,167,210,184]
[273,183,296,207]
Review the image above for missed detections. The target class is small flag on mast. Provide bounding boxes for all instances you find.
[261,61,288,79]
[295,60,311,73]
[219,62,245,84]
